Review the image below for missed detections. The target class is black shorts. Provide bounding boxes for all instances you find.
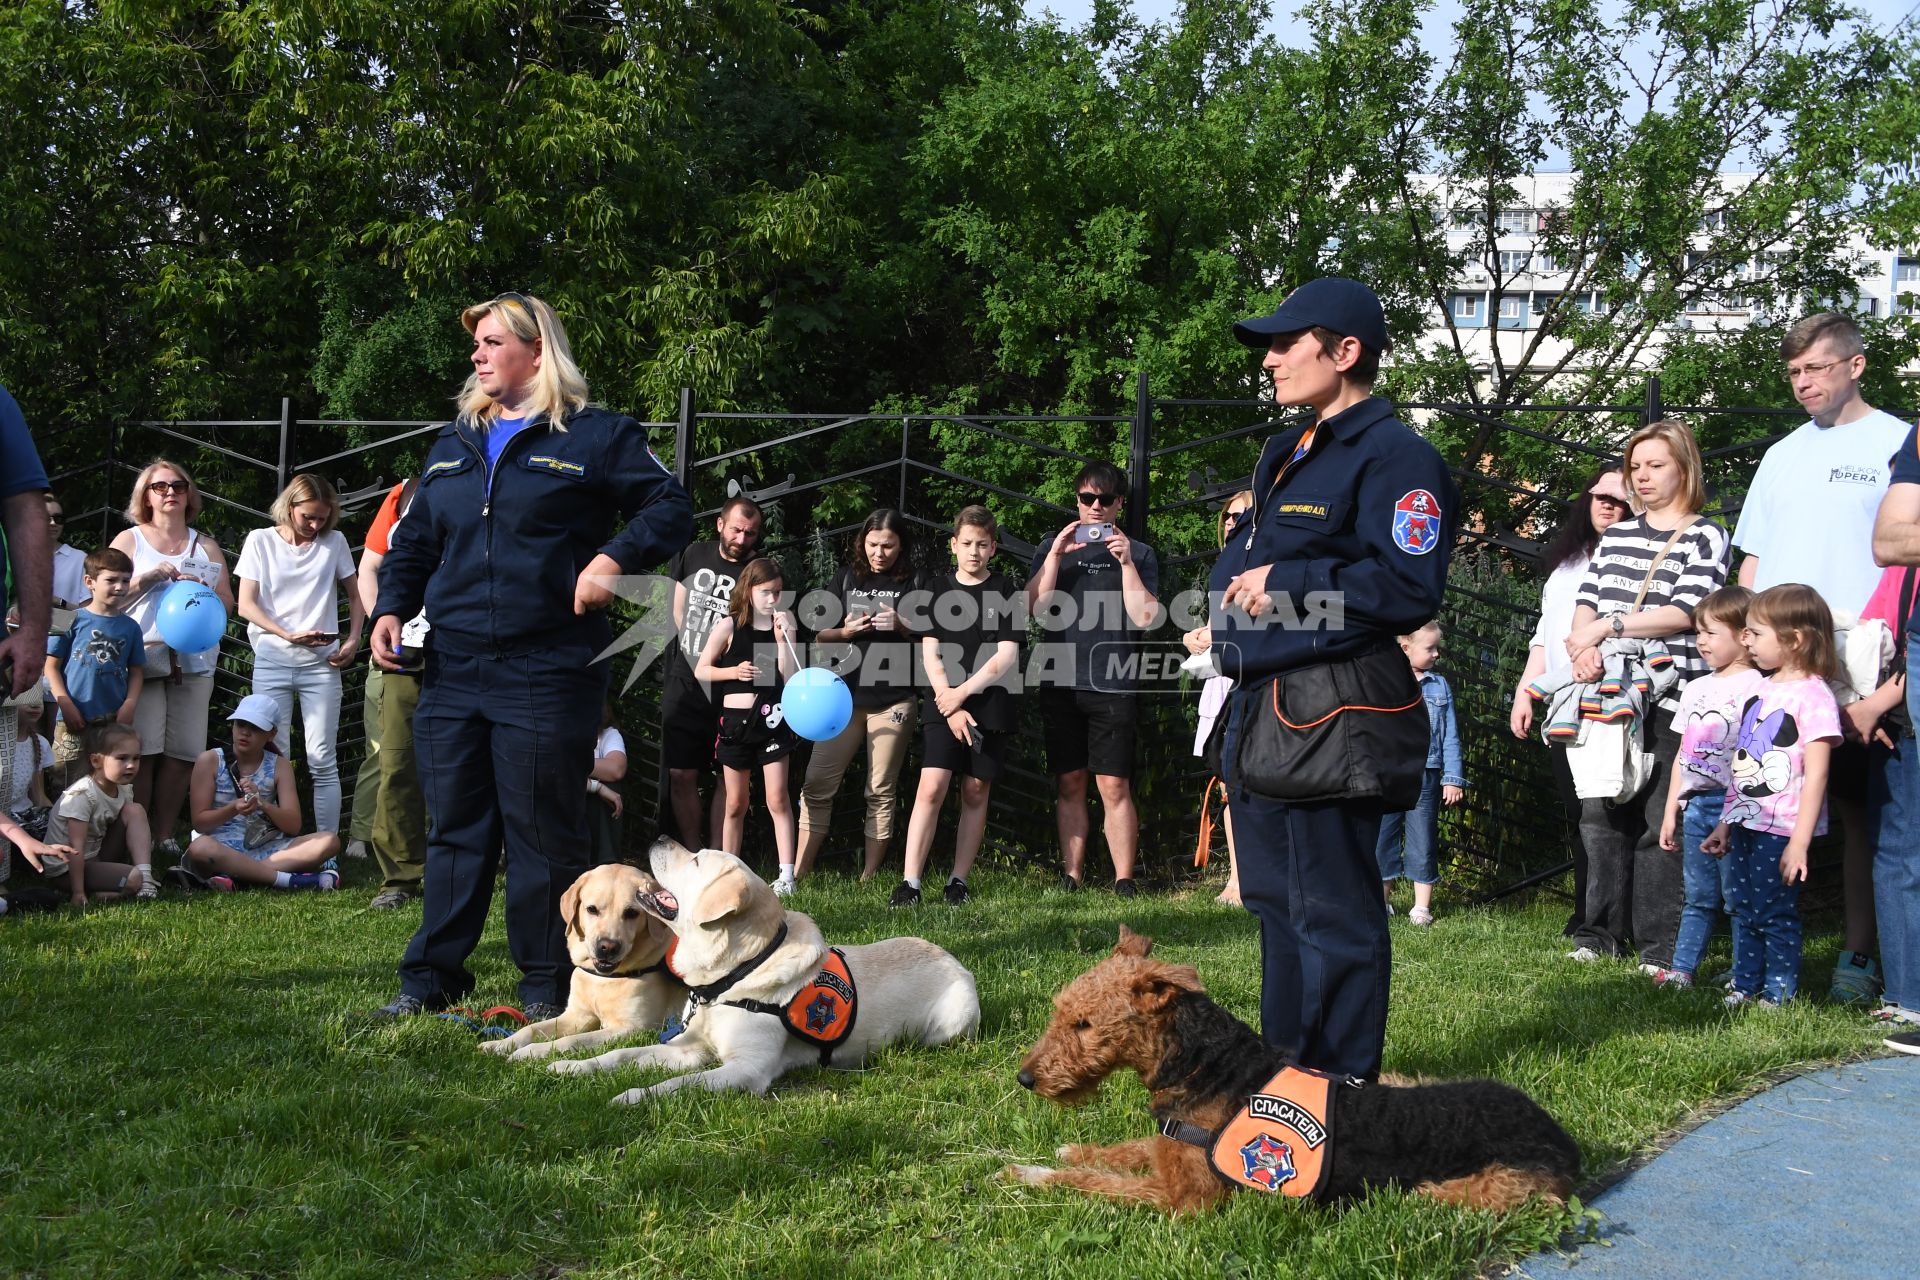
[661,677,718,772]
[714,702,799,770]
[1829,739,1870,806]
[1041,687,1137,778]
[921,718,1009,781]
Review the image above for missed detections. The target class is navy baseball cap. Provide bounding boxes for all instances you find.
[1233,277,1391,354]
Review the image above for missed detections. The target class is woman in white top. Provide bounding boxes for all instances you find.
[110,458,236,855]
[235,473,363,836]
[1184,491,1254,906]
[1509,464,1629,933]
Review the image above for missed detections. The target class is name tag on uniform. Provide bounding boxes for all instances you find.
[1272,501,1331,520]
[526,454,586,477]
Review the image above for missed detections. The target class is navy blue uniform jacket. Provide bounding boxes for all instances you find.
[1209,397,1457,682]
[374,405,693,658]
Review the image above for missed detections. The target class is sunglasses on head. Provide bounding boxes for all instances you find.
[148,480,191,494]
[1077,491,1119,507]
[493,290,537,317]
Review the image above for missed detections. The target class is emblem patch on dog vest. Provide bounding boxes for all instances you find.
[782,949,857,1049]
[1208,1064,1335,1198]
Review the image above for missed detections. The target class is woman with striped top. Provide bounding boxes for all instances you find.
[1564,419,1730,971]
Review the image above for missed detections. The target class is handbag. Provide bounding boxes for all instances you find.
[1230,642,1428,809]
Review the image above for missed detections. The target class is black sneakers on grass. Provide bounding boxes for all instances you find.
[889,881,921,908]
[943,878,970,906]
[1114,878,1137,899]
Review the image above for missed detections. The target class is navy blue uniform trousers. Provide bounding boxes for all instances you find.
[1220,687,1391,1080]
[399,643,604,1008]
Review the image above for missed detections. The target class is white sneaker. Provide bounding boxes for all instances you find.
[1637,963,1661,977]
[1408,906,1433,927]
[1871,1003,1920,1026]
[136,872,160,900]
[1567,946,1602,962]
[772,875,796,899]
[343,840,370,860]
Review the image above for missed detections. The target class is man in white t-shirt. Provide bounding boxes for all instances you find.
[1734,311,1908,1007]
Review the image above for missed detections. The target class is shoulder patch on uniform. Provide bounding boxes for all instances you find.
[1392,489,1441,555]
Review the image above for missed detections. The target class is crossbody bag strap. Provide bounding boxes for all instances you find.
[1627,518,1697,616]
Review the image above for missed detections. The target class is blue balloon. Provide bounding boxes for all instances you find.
[782,667,853,742]
[156,580,227,653]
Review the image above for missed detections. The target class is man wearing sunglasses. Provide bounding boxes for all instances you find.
[46,495,86,613]
[1026,461,1162,896]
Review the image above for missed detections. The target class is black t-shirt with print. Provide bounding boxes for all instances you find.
[920,569,1023,732]
[819,565,923,708]
[665,541,763,692]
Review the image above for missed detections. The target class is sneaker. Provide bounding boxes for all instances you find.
[1717,970,1738,989]
[1637,962,1662,977]
[1650,968,1695,989]
[1567,947,1602,963]
[1113,878,1137,899]
[1408,906,1433,927]
[889,881,920,908]
[318,870,340,891]
[1058,874,1081,894]
[772,874,796,899]
[1723,990,1778,1009]
[1828,951,1883,1007]
[157,838,183,862]
[343,839,370,860]
[943,878,970,905]
[369,886,419,910]
[364,993,433,1020]
[1885,1030,1920,1056]
[522,1001,564,1023]
[135,873,161,900]
[1870,1003,1920,1026]
[208,875,235,892]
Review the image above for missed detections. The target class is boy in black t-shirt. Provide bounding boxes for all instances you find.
[891,506,1022,908]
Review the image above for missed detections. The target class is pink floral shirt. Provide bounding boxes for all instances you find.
[1721,676,1842,837]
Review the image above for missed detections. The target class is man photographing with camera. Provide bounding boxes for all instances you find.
[1026,461,1161,896]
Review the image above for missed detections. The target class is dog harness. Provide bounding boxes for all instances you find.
[1156,1063,1356,1201]
[663,926,859,1065]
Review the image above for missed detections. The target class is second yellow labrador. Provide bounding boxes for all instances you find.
[549,838,980,1102]
[482,863,685,1062]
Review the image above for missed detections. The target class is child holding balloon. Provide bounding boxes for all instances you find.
[43,548,145,792]
[694,557,803,894]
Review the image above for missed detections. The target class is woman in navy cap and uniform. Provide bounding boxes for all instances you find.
[1208,278,1457,1080]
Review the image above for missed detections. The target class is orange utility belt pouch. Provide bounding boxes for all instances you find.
[727,948,858,1064]
[1177,1064,1339,1200]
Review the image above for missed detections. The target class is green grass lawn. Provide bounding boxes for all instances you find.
[0,864,1889,1279]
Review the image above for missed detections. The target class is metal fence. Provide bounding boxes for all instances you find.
[34,380,1889,910]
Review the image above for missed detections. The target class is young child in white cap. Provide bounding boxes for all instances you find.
[169,692,342,891]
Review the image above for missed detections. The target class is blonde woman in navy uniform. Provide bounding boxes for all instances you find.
[1211,279,1457,1081]
[364,293,692,1021]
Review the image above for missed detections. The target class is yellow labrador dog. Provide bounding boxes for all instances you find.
[482,863,684,1062]
[549,838,980,1102]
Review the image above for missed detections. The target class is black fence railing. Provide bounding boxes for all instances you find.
[33,379,1894,911]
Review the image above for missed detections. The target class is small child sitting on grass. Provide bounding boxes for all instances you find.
[173,693,341,892]
[1374,620,1466,926]
[41,721,157,904]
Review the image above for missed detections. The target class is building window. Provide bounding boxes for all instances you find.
[1532,252,1559,274]
[1450,207,1478,231]
[1453,294,1482,321]
[1897,260,1920,283]
[1532,292,1560,316]
[1495,209,1532,235]
[1499,296,1525,322]
[1496,250,1533,274]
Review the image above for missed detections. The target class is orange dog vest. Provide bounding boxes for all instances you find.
[721,948,859,1065]
[1161,1063,1342,1200]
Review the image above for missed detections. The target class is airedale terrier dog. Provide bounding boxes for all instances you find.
[1005,927,1580,1215]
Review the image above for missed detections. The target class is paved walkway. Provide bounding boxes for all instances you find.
[1514,1055,1917,1280]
